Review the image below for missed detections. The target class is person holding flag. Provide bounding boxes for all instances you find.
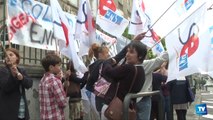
[109,32,168,120]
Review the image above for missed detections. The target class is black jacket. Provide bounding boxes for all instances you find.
[167,79,191,104]
[86,60,104,92]
[68,72,88,99]
[0,66,33,120]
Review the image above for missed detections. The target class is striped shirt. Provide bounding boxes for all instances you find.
[18,96,25,118]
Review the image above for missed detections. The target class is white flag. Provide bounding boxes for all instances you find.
[75,0,96,57]
[204,2,213,78]
[146,0,206,38]
[50,0,87,73]
[165,4,212,81]
[129,0,150,35]
[96,0,129,37]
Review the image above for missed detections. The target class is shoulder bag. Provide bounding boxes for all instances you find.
[104,66,137,120]
[186,79,195,102]
[93,63,111,98]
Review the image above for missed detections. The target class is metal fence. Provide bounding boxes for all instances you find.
[123,91,160,120]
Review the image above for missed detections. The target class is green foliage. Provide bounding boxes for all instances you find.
[194,78,207,86]
[147,50,156,59]
[209,76,213,81]
[122,28,132,40]
[197,79,206,86]
[160,38,167,51]
[200,80,207,86]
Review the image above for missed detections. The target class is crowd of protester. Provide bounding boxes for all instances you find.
[0,33,195,120]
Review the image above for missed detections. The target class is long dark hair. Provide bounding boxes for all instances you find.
[67,60,76,74]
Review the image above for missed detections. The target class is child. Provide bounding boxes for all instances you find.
[39,54,67,120]
[65,61,88,120]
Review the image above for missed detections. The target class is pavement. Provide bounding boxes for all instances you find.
[174,90,212,120]
[181,90,201,120]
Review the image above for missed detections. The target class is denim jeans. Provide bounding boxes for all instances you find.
[164,96,173,120]
[136,96,151,120]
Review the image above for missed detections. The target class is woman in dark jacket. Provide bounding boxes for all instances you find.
[0,48,33,120]
[84,43,111,118]
[167,77,192,120]
[65,61,88,120]
[86,43,110,92]
[101,41,147,119]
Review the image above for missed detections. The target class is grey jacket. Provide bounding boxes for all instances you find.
[140,51,168,92]
[113,44,168,92]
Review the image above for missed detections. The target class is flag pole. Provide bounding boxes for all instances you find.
[50,0,60,56]
[207,3,213,10]
[148,2,206,51]
[0,0,12,63]
[2,0,6,47]
[148,0,177,30]
[3,0,11,48]
[0,38,8,63]
[0,39,6,54]
[142,0,177,36]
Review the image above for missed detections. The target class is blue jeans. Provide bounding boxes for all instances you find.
[164,96,173,120]
[136,96,151,120]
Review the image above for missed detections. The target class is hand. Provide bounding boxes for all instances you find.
[16,72,23,80]
[64,80,70,88]
[105,58,117,65]
[64,70,71,79]
[10,65,23,80]
[111,58,117,65]
[133,32,146,41]
[10,65,18,76]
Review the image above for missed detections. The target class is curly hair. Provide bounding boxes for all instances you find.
[88,43,109,60]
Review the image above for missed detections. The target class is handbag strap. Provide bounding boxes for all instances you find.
[99,63,103,74]
[128,66,138,93]
[98,63,104,80]
[114,83,120,97]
